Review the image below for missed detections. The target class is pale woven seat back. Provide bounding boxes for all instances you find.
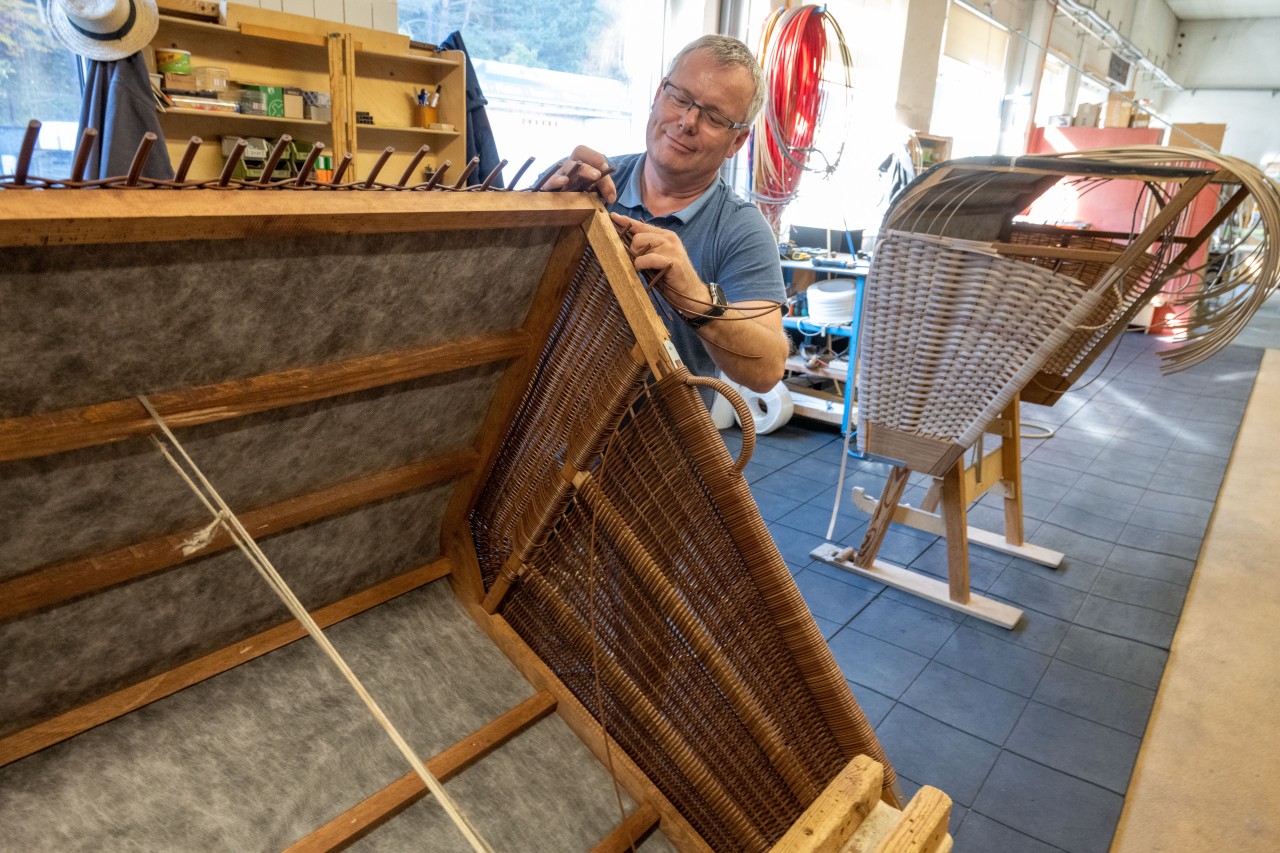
[856,229,1105,475]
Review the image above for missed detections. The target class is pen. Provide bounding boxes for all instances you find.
[417,88,427,105]
[430,84,441,108]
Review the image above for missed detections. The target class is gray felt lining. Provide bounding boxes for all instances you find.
[1,485,451,729]
[0,581,624,851]
[0,227,557,417]
[0,363,501,578]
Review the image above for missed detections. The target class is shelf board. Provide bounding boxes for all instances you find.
[357,48,460,67]
[163,109,329,127]
[356,124,461,139]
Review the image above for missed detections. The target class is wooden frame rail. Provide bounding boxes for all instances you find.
[0,331,529,463]
[0,449,477,621]
[0,558,453,767]
[284,690,558,852]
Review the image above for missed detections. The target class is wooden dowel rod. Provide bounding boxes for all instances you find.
[284,691,557,852]
[363,146,395,187]
[591,803,661,853]
[124,132,157,186]
[219,138,247,186]
[173,136,202,183]
[396,144,430,187]
[423,160,450,190]
[507,156,535,190]
[452,156,480,189]
[0,449,477,621]
[13,120,39,185]
[69,127,98,183]
[0,329,531,463]
[294,141,324,185]
[0,558,453,767]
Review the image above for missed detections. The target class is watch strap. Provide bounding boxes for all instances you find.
[684,281,727,329]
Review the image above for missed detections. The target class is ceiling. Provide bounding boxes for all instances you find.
[1166,0,1280,19]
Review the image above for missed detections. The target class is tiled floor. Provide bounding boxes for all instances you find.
[723,330,1266,853]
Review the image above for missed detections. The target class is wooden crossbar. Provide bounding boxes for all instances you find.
[592,804,662,853]
[283,690,558,852]
[0,558,453,767]
[0,331,529,463]
[0,449,477,621]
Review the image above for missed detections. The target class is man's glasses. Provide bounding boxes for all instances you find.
[660,81,749,131]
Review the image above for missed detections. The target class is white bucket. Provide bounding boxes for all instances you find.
[806,279,857,325]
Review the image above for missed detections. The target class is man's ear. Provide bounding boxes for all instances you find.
[726,128,751,158]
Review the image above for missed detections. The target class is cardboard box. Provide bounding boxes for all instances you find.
[283,87,305,119]
[162,72,198,93]
[241,84,284,117]
[1104,91,1135,128]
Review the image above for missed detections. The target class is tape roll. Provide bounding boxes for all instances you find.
[806,279,857,325]
[736,381,794,435]
[709,389,737,429]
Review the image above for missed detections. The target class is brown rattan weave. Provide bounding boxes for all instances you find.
[471,248,892,851]
[855,229,1105,475]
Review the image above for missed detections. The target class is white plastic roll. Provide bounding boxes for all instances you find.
[736,381,794,434]
[806,279,857,325]
[709,388,736,429]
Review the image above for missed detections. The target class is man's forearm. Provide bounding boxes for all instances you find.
[694,303,788,392]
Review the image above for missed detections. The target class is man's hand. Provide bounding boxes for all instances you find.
[612,215,787,393]
[540,146,617,205]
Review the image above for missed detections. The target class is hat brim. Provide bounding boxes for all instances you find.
[43,0,160,62]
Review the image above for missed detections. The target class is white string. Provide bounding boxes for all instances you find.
[137,396,496,853]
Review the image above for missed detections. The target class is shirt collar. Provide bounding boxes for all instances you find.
[620,155,720,224]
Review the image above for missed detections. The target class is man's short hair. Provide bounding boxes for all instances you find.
[667,35,766,127]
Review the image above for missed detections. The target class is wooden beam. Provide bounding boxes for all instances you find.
[0,449,477,621]
[0,558,453,767]
[810,544,1021,629]
[875,786,951,853]
[0,331,529,463]
[991,243,1125,264]
[0,191,600,248]
[769,755,883,852]
[283,691,557,852]
[850,467,911,567]
[940,460,970,604]
[592,803,662,853]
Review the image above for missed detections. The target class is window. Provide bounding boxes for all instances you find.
[930,2,1008,159]
[397,0,666,175]
[1,0,84,176]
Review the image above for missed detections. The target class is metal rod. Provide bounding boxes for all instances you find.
[69,127,98,183]
[219,138,247,187]
[125,133,157,187]
[363,146,395,188]
[451,156,479,188]
[507,156,535,190]
[258,134,292,185]
[294,142,325,185]
[173,136,202,183]
[477,158,507,190]
[397,144,430,187]
[14,120,41,185]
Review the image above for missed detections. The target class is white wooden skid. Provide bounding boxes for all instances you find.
[810,544,1023,629]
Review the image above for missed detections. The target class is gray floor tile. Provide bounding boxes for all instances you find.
[1069,473,1146,506]
[893,776,968,836]
[1154,450,1229,486]
[751,488,803,522]
[756,423,840,454]
[777,454,846,485]
[1005,554,1102,593]
[1045,503,1128,543]
[955,812,1064,853]
[879,587,968,623]
[989,567,1087,622]
[768,523,838,570]
[900,662,1027,745]
[813,615,841,640]
[1082,455,1156,488]
[1090,569,1186,616]
[966,607,1071,657]
[1144,469,1225,500]
[875,526,938,567]
[1024,523,1114,566]
[1056,625,1168,691]
[775,502,860,543]
[752,469,835,503]
[807,560,886,594]
[1030,445,1099,472]
[933,625,1051,697]
[1037,435,1105,462]
[878,705,1000,807]
[1073,595,1178,649]
[1103,544,1195,586]
[1021,471,1074,503]
[741,441,804,473]
[1021,459,1084,489]
[908,541,1007,593]
[971,752,1123,853]
[1136,489,1214,522]
[1127,504,1210,538]
[792,568,877,625]
[1116,523,1203,561]
[1032,660,1155,737]
[1004,702,1141,794]
[828,628,930,699]
[847,681,895,728]
[850,596,961,658]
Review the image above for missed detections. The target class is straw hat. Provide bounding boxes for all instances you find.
[41,0,160,62]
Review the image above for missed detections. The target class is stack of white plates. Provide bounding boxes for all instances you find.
[806,279,857,325]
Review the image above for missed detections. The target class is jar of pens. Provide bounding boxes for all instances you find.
[413,84,441,128]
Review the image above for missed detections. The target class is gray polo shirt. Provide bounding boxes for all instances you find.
[608,153,785,384]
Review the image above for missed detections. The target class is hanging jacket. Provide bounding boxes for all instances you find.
[79,52,174,181]
[439,31,503,188]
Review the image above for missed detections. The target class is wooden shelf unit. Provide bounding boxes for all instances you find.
[151,5,466,183]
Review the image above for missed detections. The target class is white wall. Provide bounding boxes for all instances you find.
[1161,89,1280,166]
[1170,18,1280,88]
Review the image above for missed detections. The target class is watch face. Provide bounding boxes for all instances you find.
[708,281,727,308]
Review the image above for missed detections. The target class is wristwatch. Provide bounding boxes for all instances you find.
[684,281,728,329]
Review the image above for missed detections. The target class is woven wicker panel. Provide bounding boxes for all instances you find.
[470,248,893,850]
[1005,225,1160,382]
[857,229,1106,473]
